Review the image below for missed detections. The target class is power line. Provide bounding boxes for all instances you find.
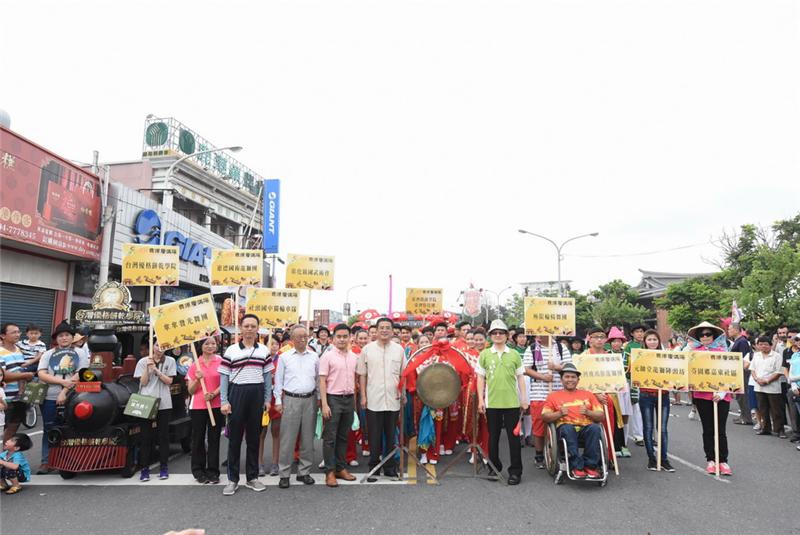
[564,239,721,258]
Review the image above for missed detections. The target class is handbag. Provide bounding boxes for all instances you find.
[124,393,160,420]
[19,382,47,405]
[351,411,360,431]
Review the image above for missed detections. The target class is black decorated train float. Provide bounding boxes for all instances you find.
[47,328,193,479]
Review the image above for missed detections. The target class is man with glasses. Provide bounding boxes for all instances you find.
[476,319,529,485]
[275,324,320,489]
[357,317,405,481]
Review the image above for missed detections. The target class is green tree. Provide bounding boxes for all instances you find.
[500,293,524,327]
[735,244,800,333]
[588,280,648,330]
[656,276,729,333]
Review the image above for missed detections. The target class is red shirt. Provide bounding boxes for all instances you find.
[542,388,601,428]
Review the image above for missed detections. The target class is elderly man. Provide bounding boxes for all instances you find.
[541,363,605,479]
[275,324,319,489]
[357,317,405,481]
[476,319,529,485]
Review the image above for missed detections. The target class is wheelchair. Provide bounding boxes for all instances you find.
[543,422,609,487]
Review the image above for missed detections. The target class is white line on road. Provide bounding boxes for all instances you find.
[25,473,407,487]
[666,453,730,484]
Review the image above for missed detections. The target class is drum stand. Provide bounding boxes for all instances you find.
[437,392,506,483]
[359,385,440,485]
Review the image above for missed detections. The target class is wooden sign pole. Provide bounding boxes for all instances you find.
[190,344,217,427]
[149,286,155,359]
[713,399,720,477]
[233,288,240,344]
[306,290,313,330]
[604,404,620,475]
[656,388,663,471]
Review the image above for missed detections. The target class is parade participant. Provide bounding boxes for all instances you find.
[637,330,674,471]
[787,334,800,450]
[463,329,489,463]
[541,363,605,479]
[399,326,416,355]
[420,325,435,342]
[134,337,176,482]
[351,327,371,460]
[186,337,223,484]
[782,330,800,442]
[750,336,786,438]
[15,324,46,375]
[581,327,621,457]
[476,319,528,485]
[219,314,273,495]
[607,327,632,457]
[570,337,585,356]
[311,325,331,356]
[624,324,646,446]
[275,324,319,489]
[728,323,755,426]
[258,335,282,477]
[417,334,431,347]
[686,321,733,475]
[319,324,358,487]
[357,317,405,481]
[453,321,471,351]
[368,325,378,342]
[513,332,532,444]
[525,336,571,468]
[0,368,6,438]
[0,433,32,494]
[36,320,87,474]
[0,323,33,442]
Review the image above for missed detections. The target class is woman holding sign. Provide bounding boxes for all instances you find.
[186,337,223,484]
[637,330,675,472]
[687,321,732,476]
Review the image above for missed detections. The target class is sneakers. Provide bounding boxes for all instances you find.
[159,465,169,480]
[362,450,371,457]
[619,447,632,458]
[585,467,601,479]
[349,459,359,467]
[222,482,238,495]
[571,468,587,479]
[139,467,150,482]
[647,458,658,471]
[245,479,266,492]
[439,445,445,455]
[706,461,717,474]
[661,460,675,472]
[419,453,428,464]
[429,459,438,465]
[687,409,697,421]
[318,460,326,469]
[535,456,545,469]
[444,449,453,455]
[259,464,266,477]
[634,437,645,447]
[269,464,279,477]
[719,462,732,476]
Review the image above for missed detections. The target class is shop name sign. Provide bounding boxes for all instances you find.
[132,209,211,267]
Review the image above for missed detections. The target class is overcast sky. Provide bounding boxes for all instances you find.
[4,0,798,315]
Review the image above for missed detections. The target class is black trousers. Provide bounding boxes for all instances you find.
[756,391,785,434]
[140,409,171,467]
[366,409,398,473]
[694,398,729,463]
[190,407,223,479]
[322,394,355,473]
[227,383,264,483]
[487,407,522,476]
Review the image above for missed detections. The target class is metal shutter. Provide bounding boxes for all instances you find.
[0,283,56,341]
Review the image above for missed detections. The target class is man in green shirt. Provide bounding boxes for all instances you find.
[477,320,529,485]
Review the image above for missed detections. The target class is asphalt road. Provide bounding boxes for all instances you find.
[2,405,799,535]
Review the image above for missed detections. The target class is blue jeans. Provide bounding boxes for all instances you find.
[558,423,602,470]
[41,400,58,464]
[639,391,670,462]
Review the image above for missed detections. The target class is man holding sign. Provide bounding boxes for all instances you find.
[541,363,605,479]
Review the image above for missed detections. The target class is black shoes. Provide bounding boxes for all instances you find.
[278,477,290,489]
[507,474,521,485]
[296,474,315,485]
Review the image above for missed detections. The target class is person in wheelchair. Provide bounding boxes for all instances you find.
[542,363,605,479]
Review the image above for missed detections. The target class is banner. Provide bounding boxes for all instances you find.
[210,249,263,286]
[122,244,180,286]
[630,349,690,391]
[573,353,627,393]
[463,289,482,317]
[285,254,334,290]
[149,293,220,351]
[262,179,280,254]
[523,297,576,336]
[688,351,745,393]
[246,288,300,328]
[406,288,443,315]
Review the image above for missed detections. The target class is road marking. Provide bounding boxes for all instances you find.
[25,473,406,487]
[666,453,730,484]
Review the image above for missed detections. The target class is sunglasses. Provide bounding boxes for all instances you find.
[490,331,506,336]
[699,332,714,337]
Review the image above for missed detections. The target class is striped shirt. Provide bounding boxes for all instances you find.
[0,347,26,400]
[219,342,273,385]
[525,343,572,402]
[16,339,46,360]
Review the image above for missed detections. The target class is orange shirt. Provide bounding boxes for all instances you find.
[542,388,601,428]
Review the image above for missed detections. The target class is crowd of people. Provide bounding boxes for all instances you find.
[1,314,798,494]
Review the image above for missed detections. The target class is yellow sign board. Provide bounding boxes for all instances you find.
[246,288,300,329]
[210,249,263,286]
[523,297,575,336]
[285,254,334,290]
[688,351,745,393]
[630,349,690,391]
[406,288,443,315]
[149,293,220,351]
[573,353,627,393]
[121,244,180,286]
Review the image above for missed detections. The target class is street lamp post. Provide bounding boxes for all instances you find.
[480,286,512,324]
[344,284,367,317]
[517,230,599,296]
[161,145,243,213]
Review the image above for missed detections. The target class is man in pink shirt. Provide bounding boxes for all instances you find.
[320,323,359,487]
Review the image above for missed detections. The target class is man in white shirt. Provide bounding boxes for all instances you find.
[275,324,320,488]
[751,335,786,438]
